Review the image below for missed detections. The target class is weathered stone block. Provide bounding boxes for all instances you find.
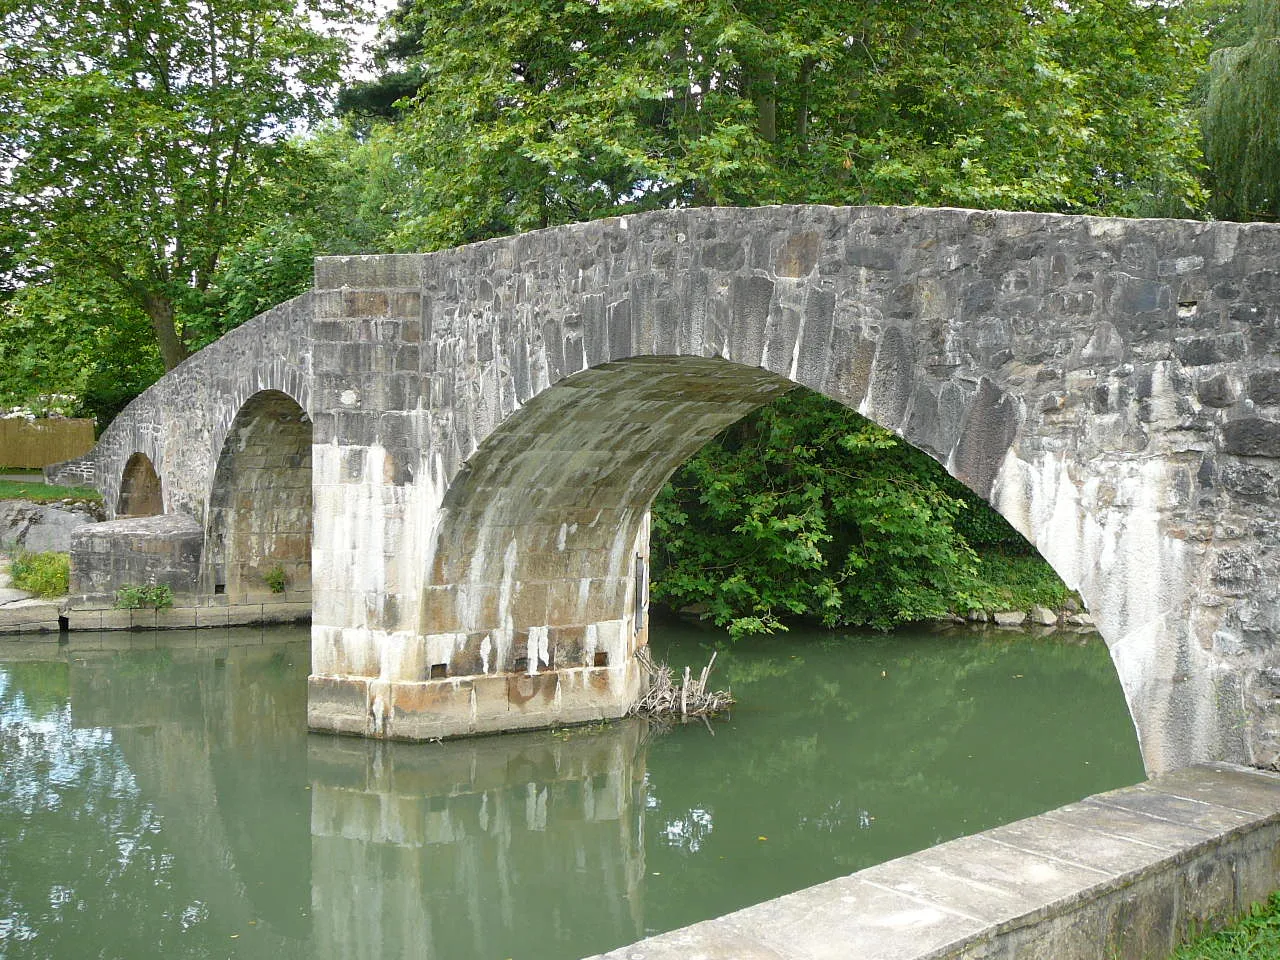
[1222,418,1280,457]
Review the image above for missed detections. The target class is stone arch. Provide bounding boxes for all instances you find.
[117,452,163,517]
[205,390,312,604]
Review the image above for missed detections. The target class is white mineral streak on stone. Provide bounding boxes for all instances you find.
[789,309,805,382]
[1146,361,1182,426]
[529,624,550,672]
[370,685,386,736]
[499,533,518,595]
[481,633,492,674]
[993,448,1206,772]
[382,630,425,680]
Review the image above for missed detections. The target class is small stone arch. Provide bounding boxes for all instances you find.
[117,452,163,517]
[205,390,312,603]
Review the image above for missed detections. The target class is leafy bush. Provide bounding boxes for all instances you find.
[970,551,1080,613]
[113,584,174,610]
[264,565,287,594]
[7,550,70,597]
[650,390,1074,639]
[651,391,988,638]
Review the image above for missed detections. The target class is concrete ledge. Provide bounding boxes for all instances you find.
[0,600,63,636]
[61,601,311,632]
[308,659,644,740]
[588,763,1280,960]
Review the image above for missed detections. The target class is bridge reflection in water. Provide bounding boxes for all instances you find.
[309,729,646,960]
[5,629,648,960]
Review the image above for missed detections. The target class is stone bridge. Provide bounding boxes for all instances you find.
[48,205,1280,775]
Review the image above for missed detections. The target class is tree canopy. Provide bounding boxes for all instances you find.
[380,0,1209,251]
[0,0,359,370]
[1203,0,1280,221]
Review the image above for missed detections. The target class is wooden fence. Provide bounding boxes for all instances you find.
[0,418,95,469]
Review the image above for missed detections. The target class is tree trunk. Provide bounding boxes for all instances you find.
[141,290,190,371]
[750,66,778,143]
[795,58,814,151]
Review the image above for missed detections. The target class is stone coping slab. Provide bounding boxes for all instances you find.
[0,600,62,635]
[587,763,1280,960]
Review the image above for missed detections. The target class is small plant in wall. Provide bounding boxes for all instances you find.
[113,583,175,611]
[263,565,288,594]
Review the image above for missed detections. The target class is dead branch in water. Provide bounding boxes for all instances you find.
[633,648,734,720]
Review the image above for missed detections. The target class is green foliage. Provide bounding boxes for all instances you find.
[1203,0,1280,221]
[183,125,411,350]
[7,551,70,598]
[0,480,102,504]
[383,0,1208,250]
[0,0,360,371]
[971,551,1080,614]
[113,584,175,611]
[0,276,164,430]
[264,565,288,594]
[651,391,1001,638]
[1173,892,1280,958]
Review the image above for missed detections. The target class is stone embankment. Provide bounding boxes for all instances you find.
[0,497,104,635]
[956,600,1096,631]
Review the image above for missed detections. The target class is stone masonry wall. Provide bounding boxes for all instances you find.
[309,206,1280,772]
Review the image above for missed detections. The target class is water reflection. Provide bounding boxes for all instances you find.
[0,625,1144,960]
[309,726,646,960]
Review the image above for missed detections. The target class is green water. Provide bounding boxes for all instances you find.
[0,622,1144,960]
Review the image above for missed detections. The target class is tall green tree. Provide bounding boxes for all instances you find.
[385,0,1208,250]
[1203,0,1280,221]
[0,0,359,370]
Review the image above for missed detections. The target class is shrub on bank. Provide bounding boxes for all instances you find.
[7,550,70,597]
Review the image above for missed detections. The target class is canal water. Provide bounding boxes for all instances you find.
[0,621,1144,960]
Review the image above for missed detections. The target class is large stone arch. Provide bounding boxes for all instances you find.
[204,390,313,604]
[307,206,1280,774]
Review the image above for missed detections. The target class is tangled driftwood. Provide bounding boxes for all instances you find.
[632,647,734,721]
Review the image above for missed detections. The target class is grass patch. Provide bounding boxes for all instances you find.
[972,549,1079,613]
[0,467,44,476]
[1173,892,1280,958]
[7,550,70,598]
[0,479,101,503]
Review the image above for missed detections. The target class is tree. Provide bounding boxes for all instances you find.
[383,0,1208,251]
[0,277,163,428]
[0,0,359,370]
[1203,0,1280,221]
[182,123,414,349]
[651,391,1010,637]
